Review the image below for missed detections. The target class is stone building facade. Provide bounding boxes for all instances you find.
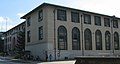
[21,3,120,60]
[4,22,25,55]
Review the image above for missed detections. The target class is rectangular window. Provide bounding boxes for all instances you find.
[104,18,110,27]
[71,12,79,23]
[57,9,67,21]
[95,16,101,26]
[27,31,30,42]
[38,10,43,22]
[5,38,7,43]
[27,17,31,27]
[113,20,118,28]
[10,37,11,42]
[8,37,9,42]
[39,26,43,40]
[84,14,91,24]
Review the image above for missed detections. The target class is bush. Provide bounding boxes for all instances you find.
[0,52,4,56]
[13,54,21,59]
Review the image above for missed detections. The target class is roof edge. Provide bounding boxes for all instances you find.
[21,3,47,19]
[21,3,120,19]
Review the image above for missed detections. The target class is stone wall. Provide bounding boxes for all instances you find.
[75,56,120,64]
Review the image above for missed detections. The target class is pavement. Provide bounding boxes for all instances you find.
[37,60,76,64]
[9,59,76,64]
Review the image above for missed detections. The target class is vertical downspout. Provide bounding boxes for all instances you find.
[53,8,56,60]
[81,14,84,56]
[111,16,115,56]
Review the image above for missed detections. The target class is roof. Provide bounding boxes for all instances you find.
[4,21,25,34]
[21,3,120,19]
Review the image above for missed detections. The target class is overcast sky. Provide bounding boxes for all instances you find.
[0,0,120,31]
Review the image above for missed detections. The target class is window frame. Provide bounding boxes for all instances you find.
[113,20,118,28]
[71,12,79,23]
[94,16,101,26]
[27,17,31,27]
[95,30,102,50]
[57,9,67,21]
[114,32,119,50]
[39,26,43,40]
[84,14,91,24]
[105,31,111,50]
[38,10,43,22]
[58,26,67,50]
[104,18,110,27]
[27,31,30,42]
[84,28,92,50]
[72,27,80,50]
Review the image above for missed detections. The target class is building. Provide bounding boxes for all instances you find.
[4,22,25,55]
[21,3,120,60]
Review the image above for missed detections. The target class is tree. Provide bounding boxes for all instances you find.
[0,32,4,53]
[0,36,4,52]
[16,30,25,54]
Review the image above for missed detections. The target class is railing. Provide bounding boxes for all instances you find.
[75,56,120,64]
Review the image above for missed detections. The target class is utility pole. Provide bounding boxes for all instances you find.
[6,18,7,32]
[5,17,7,56]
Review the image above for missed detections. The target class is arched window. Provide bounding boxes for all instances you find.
[105,31,111,50]
[95,30,102,50]
[84,28,92,50]
[114,32,119,50]
[72,27,80,50]
[58,26,67,50]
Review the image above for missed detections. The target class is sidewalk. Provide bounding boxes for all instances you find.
[37,60,76,64]
[0,56,75,64]
[0,56,31,63]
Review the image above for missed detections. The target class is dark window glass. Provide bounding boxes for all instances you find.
[27,31,30,42]
[71,12,79,23]
[95,16,101,26]
[72,27,80,50]
[58,26,67,50]
[84,28,92,50]
[39,26,43,40]
[57,9,67,21]
[113,20,118,28]
[10,37,11,42]
[38,10,43,22]
[95,30,102,50]
[27,17,31,27]
[84,14,91,24]
[104,18,110,27]
[114,32,119,50]
[105,31,111,50]
[8,37,9,42]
